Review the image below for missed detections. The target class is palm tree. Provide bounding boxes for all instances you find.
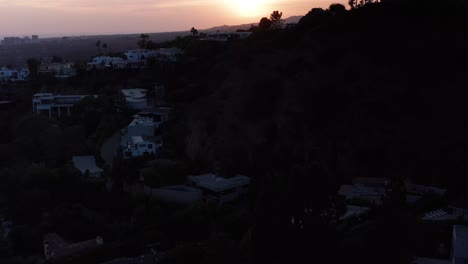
[139,34,149,49]
[96,40,101,54]
[102,43,108,55]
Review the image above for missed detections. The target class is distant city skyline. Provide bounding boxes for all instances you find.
[0,0,347,37]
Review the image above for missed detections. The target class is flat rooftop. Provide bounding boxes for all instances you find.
[340,205,370,220]
[189,174,251,192]
[72,156,103,176]
[44,233,102,260]
[129,116,155,127]
[121,89,147,99]
[414,257,450,264]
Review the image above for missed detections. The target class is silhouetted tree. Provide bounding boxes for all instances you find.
[26,58,40,80]
[329,3,347,14]
[95,40,101,54]
[297,8,327,29]
[138,34,150,49]
[248,24,260,32]
[258,17,272,30]
[269,11,284,29]
[102,43,108,55]
[190,27,199,36]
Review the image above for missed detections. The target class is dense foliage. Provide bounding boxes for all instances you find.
[162,1,468,263]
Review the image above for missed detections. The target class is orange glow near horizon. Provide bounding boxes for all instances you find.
[223,0,276,18]
[0,0,347,37]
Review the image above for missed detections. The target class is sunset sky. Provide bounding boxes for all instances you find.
[0,0,347,37]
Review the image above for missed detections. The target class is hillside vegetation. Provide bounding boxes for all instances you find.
[162,1,468,263]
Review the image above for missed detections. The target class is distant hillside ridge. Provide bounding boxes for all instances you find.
[202,16,303,32]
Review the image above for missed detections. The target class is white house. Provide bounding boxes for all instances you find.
[32,93,94,118]
[87,56,127,70]
[14,67,30,81]
[0,67,29,82]
[187,174,251,204]
[72,156,103,178]
[127,115,155,137]
[125,49,158,62]
[136,108,171,128]
[0,67,16,82]
[123,136,162,158]
[121,115,156,144]
[120,88,148,110]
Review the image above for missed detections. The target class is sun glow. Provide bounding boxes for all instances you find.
[224,0,274,17]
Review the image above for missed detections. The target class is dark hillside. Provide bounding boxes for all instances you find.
[170,0,468,191]
[163,1,468,263]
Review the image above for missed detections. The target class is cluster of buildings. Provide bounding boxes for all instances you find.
[121,119,163,159]
[2,35,39,45]
[0,62,76,83]
[87,48,183,70]
[117,86,171,159]
[22,32,260,264]
[120,113,167,159]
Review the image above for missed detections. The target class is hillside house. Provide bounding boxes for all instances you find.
[72,156,103,178]
[0,67,16,82]
[43,233,103,261]
[187,174,251,204]
[125,49,158,62]
[32,93,95,118]
[0,67,29,82]
[39,63,76,78]
[127,115,156,135]
[123,136,162,158]
[136,108,171,127]
[423,199,468,221]
[87,56,127,70]
[120,88,148,110]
